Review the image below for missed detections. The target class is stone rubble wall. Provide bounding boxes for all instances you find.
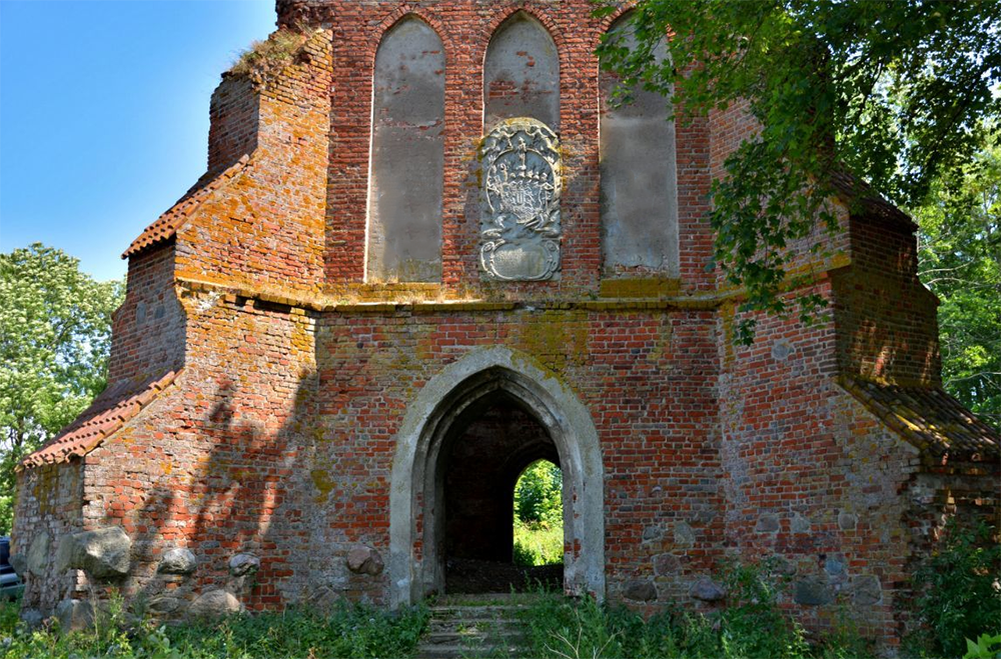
[11,462,84,615]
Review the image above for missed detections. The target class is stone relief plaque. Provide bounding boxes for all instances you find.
[480,118,561,281]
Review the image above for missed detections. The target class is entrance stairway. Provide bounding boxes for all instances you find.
[416,593,535,659]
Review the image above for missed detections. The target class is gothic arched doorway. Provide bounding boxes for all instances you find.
[389,347,604,605]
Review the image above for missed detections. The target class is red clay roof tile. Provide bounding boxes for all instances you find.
[18,370,180,470]
[841,376,999,458]
[122,155,251,258]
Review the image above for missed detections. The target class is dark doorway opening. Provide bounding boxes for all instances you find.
[442,393,563,593]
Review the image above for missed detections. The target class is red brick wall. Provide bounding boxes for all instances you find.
[173,28,332,297]
[208,76,260,175]
[83,288,321,610]
[834,216,940,386]
[290,0,716,293]
[108,244,185,383]
[14,2,997,648]
[717,287,917,640]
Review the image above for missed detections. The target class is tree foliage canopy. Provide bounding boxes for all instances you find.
[912,139,1001,429]
[0,243,123,532]
[597,0,1001,342]
[514,459,562,526]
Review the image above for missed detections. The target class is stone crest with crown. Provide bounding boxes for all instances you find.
[481,118,561,281]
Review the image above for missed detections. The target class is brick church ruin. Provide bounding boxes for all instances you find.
[12,0,999,646]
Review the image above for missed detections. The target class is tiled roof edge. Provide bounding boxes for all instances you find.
[839,375,1000,459]
[122,155,252,258]
[18,370,181,471]
[828,170,917,231]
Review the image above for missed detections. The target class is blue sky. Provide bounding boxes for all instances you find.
[1,0,275,281]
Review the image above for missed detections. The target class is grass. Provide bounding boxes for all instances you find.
[513,519,563,567]
[0,596,429,659]
[514,589,875,659]
[228,29,306,86]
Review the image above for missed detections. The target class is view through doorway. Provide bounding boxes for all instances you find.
[442,394,564,593]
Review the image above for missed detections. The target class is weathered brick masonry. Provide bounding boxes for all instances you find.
[13,0,998,647]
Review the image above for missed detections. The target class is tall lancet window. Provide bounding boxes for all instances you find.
[600,13,679,277]
[366,16,445,282]
[483,12,560,131]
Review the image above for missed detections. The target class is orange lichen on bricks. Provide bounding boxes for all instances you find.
[18,370,180,470]
[123,156,250,258]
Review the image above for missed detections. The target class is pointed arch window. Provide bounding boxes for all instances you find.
[366,16,445,282]
[599,13,679,276]
[483,12,560,131]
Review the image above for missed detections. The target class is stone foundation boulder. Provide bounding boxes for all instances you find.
[188,590,243,618]
[55,599,94,632]
[56,526,132,578]
[158,548,197,575]
[346,546,384,576]
[229,553,260,577]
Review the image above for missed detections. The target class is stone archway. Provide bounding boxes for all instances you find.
[389,346,604,606]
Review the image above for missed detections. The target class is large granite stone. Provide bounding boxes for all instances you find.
[755,513,780,533]
[188,590,242,618]
[794,578,833,606]
[346,546,384,576]
[27,531,49,577]
[689,577,726,602]
[623,580,657,602]
[229,553,260,577]
[9,552,27,578]
[56,526,131,578]
[158,548,197,575]
[653,553,681,576]
[673,522,695,547]
[147,596,183,616]
[55,599,94,632]
[851,575,882,606]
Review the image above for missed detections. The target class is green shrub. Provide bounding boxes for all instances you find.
[716,559,810,659]
[909,522,1001,658]
[964,632,1001,659]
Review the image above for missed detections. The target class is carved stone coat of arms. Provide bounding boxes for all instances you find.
[480,118,561,281]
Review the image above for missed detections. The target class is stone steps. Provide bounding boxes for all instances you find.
[415,595,535,659]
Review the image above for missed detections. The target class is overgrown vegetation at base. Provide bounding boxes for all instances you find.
[514,518,564,567]
[516,539,1001,659]
[1,528,995,658]
[518,591,850,659]
[513,460,564,567]
[517,562,849,659]
[0,599,429,659]
[904,523,1001,659]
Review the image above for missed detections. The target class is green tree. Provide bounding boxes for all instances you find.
[597,0,1001,342]
[911,139,1001,430]
[514,460,562,526]
[0,244,124,533]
